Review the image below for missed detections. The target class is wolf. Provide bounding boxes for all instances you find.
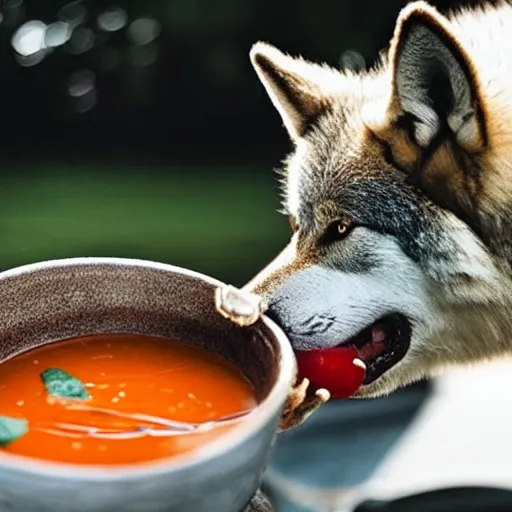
[245,0,512,399]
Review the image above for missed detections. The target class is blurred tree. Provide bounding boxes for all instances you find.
[0,0,473,164]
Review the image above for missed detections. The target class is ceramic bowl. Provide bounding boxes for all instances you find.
[0,257,296,512]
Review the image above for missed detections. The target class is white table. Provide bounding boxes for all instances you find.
[358,358,512,505]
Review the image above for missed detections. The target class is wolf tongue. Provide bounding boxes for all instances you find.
[356,324,388,360]
[294,347,366,399]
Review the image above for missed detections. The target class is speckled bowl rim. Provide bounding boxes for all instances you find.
[0,257,297,481]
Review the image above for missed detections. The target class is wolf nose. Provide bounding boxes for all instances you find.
[263,301,287,330]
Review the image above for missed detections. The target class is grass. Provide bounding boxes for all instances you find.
[0,164,289,285]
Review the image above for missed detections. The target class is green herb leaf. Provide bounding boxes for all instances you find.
[0,416,28,445]
[40,368,90,400]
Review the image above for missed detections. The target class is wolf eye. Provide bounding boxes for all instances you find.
[337,222,349,235]
[322,219,353,244]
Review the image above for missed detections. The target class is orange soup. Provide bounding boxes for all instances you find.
[0,334,257,465]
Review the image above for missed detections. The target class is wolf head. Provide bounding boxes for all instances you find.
[246,1,512,397]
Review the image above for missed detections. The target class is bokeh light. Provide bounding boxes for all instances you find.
[128,44,159,67]
[12,20,47,57]
[97,7,127,32]
[2,0,24,27]
[127,18,161,46]
[66,26,94,54]
[58,1,87,28]
[339,49,366,72]
[68,69,97,113]
[45,21,72,48]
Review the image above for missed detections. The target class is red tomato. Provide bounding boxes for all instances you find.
[294,347,365,398]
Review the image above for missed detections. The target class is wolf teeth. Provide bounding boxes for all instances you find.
[352,358,366,370]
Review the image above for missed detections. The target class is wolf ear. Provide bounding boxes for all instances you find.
[389,1,486,152]
[250,42,335,141]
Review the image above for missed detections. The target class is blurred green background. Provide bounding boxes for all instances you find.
[0,0,467,285]
[0,165,286,284]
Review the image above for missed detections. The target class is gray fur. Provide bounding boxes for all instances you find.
[246,3,512,397]
[396,22,478,148]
